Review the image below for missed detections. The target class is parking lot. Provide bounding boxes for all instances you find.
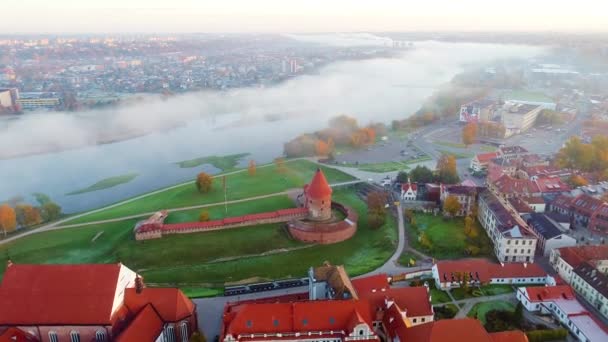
[334,138,428,166]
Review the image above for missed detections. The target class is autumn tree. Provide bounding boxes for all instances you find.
[196,172,213,193]
[248,160,256,176]
[462,122,478,147]
[274,157,286,173]
[437,154,459,183]
[367,191,388,229]
[15,204,42,227]
[568,174,588,187]
[199,210,210,222]
[443,196,462,217]
[420,232,433,250]
[0,204,17,236]
[41,202,61,222]
[315,139,331,156]
[464,216,479,239]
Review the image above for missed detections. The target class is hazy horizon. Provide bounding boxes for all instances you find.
[2,0,608,34]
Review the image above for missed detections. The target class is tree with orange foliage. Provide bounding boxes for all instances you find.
[569,174,588,187]
[248,160,256,176]
[274,157,286,173]
[462,122,478,147]
[196,172,213,193]
[0,204,17,236]
[315,139,331,156]
[15,204,42,227]
[199,210,210,222]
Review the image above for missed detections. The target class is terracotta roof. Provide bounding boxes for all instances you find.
[351,274,390,294]
[509,198,533,213]
[125,288,195,322]
[535,177,570,193]
[489,330,529,342]
[550,194,574,211]
[499,146,528,155]
[364,287,433,317]
[399,318,494,342]
[402,182,418,192]
[434,259,546,284]
[571,194,605,215]
[223,300,373,337]
[306,168,332,199]
[0,263,124,325]
[524,285,575,302]
[475,152,499,163]
[115,304,164,342]
[556,245,608,268]
[493,174,540,196]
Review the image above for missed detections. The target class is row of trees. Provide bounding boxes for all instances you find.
[555,135,608,177]
[0,195,62,236]
[284,115,385,157]
[367,191,389,229]
[461,122,478,147]
[397,155,460,185]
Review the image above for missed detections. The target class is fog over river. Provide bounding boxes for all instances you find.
[0,41,544,213]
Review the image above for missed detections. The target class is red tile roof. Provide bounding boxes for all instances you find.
[0,263,124,325]
[556,245,608,268]
[493,174,540,196]
[351,274,390,294]
[489,330,529,342]
[571,194,605,216]
[524,285,575,302]
[398,318,494,342]
[402,182,417,192]
[305,168,332,199]
[115,304,164,342]
[125,288,195,322]
[475,152,499,163]
[535,177,570,193]
[435,259,546,284]
[223,300,373,337]
[0,327,37,342]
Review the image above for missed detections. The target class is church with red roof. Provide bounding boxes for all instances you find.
[0,262,199,342]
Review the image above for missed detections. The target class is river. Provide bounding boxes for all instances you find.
[0,41,544,213]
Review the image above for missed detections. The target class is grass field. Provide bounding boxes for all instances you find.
[437,150,474,159]
[62,159,355,225]
[467,300,515,324]
[175,153,249,170]
[66,173,138,195]
[451,284,514,301]
[398,251,419,266]
[408,214,492,260]
[430,289,452,304]
[0,187,397,294]
[434,141,467,149]
[358,161,409,173]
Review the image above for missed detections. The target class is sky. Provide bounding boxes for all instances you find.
[2,0,607,34]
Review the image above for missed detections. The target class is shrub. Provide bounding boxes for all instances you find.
[525,328,568,342]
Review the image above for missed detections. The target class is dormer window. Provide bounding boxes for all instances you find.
[70,331,80,342]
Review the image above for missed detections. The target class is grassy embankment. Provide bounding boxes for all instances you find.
[66,173,139,195]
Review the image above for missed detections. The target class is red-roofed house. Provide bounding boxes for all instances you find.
[432,258,548,290]
[400,179,418,201]
[550,245,608,284]
[304,168,333,221]
[470,152,498,172]
[0,262,199,342]
[489,174,541,199]
[534,177,570,195]
[516,285,608,341]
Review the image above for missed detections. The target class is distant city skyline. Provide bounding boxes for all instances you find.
[2,0,608,34]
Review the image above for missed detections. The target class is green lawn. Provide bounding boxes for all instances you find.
[408,214,493,260]
[434,141,467,149]
[61,159,355,225]
[66,173,138,195]
[358,162,409,173]
[431,289,452,304]
[437,149,474,159]
[480,145,497,152]
[404,156,432,165]
[398,251,419,266]
[175,153,249,170]
[0,188,397,292]
[451,284,514,301]
[467,300,515,325]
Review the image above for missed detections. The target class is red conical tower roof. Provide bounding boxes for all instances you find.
[306,168,332,199]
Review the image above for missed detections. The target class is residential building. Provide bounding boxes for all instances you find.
[478,191,538,263]
[470,152,499,172]
[550,245,608,284]
[522,196,546,213]
[497,145,529,159]
[401,179,418,201]
[15,92,60,110]
[571,262,608,319]
[516,285,608,342]
[0,262,199,342]
[501,102,543,137]
[387,317,528,342]
[221,263,435,342]
[549,194,608,233]
[432,258,549,290]
[524,213,577,256]
[489,174,540,199]
[439,184,479,217]
[459,99,496,123]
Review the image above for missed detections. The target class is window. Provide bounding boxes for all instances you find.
[413,318,417,323]
[48,332,59,342]
[180,322,189,342]
[507,240,511,245]
[70,331,80,342]
[165,325,176,342]
[529,240,533,245]
[421,318,425,322]
[95,331,107,342]
[515,240,519,245]
[506,249,510,253]
[521,249,524,254]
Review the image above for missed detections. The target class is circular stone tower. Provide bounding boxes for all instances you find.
[303,168,333,221]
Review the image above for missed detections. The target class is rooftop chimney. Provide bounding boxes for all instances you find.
[135,276,144,294]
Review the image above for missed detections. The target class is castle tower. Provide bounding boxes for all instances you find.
[304,168,333,221]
